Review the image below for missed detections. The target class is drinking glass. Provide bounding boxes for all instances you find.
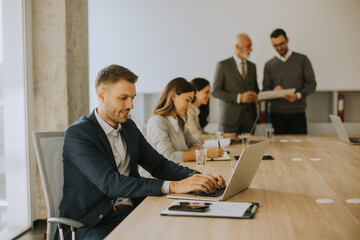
[195,149,207,166]
[241,133,251,146]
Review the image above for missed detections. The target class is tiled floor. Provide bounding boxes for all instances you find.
[14,220,46,240]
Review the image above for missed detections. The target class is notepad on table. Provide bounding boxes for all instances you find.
[207,151,231,161]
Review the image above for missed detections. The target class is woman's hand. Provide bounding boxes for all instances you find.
[222,133,240,141]
[207,147,224,158]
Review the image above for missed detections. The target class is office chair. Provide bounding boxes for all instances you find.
[32,131,85,240]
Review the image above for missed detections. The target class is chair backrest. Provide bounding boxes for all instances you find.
[32,131,65,240]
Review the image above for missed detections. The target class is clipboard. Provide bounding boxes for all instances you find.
[242,202,259,219]
[160,200,259,219]
[258,88,295,100]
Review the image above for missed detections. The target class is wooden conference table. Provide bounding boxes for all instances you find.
[106,135,360,240]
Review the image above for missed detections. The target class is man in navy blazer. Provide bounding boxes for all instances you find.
[212,33,259,134]
[59,65,225,239]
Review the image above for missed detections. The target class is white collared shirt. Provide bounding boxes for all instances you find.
[233,54,247,76]
[276,49,293,62]
[95,109,171,200]
[232,55,247,103]
[95,109,133,206]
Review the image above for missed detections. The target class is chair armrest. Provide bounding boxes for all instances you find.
[48,217,86,229]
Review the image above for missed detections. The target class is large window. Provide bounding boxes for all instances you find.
[0,0,5,233]
[0,0,31,239]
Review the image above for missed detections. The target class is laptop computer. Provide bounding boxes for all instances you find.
[329,115,360,145]
[167,140,269,201]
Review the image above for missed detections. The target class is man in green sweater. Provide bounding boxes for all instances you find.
[263,29,316,134]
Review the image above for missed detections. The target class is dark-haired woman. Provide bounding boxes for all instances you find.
[187,78,239,143]
[146,78,224,163]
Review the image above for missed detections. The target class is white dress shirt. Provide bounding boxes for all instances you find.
[95,109,171,206]
[95,109,133,206]
[233,54,247,103]
[276,49,293,62]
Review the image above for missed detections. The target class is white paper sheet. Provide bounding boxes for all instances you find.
[258,88,295,100]
[203,138,231,148]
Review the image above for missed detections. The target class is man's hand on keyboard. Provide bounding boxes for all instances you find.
[169,174,225,194]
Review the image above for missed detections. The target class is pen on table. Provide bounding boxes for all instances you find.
[217,140,229,153]
[179,202,212,206]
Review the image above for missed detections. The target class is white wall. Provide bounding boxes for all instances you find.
[89,0,360,111]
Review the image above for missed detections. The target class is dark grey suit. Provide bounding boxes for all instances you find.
[212,57,259,133]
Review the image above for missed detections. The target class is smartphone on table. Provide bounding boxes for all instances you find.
[168,205,209,212]
[234,155,274,160]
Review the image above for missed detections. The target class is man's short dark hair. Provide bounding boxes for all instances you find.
[270,29,287,39]
[95,64,138,89]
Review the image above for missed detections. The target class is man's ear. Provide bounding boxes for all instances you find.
[97,87,106,103]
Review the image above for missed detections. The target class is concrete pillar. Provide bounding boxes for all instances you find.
[32,0,88,219]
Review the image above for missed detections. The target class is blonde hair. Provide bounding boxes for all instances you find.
[152,77,194,131]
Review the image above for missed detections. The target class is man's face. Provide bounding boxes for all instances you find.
[97,80,136,127]
[236,36,252,60]
[271,35,289,57]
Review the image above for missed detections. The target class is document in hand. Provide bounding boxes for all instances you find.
[161,200,258,219]
[258,88,295,100]
[203,138,231,148]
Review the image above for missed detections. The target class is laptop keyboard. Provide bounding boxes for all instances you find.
[196,187,225,197]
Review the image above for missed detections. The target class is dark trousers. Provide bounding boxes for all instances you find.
[270,112,307,135]
[221,107,257,135]
[62,207,133,240]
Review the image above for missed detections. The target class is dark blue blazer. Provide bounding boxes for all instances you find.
[59,110,193,229]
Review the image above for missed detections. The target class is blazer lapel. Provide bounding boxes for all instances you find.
[228,58,244,88]
[120,122,139,177]
[88,110,118,170]
[246,62,255,89]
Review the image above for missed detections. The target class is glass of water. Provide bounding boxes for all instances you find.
[265,127,274,141]
[241,133,251,146]
[195,149,207,166]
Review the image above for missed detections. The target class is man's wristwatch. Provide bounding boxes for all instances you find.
[189,170,201,177]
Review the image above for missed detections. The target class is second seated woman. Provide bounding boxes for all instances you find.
[187,78,240,143]
[146,77,224,163]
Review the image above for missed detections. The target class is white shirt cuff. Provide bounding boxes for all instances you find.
[237,93,241,103]
[161,181,171,194]
[296,92,301,99]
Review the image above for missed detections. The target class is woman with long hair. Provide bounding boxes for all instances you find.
[187,78,239,143]
[146,77,224,163]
